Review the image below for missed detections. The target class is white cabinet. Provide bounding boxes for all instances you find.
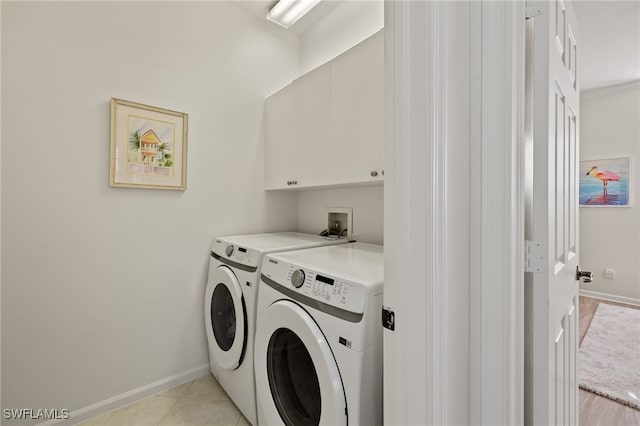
[265,64,331,190]
[264,84,294,190]
[292,63,332,188]
[330,31,384,185]
[265,30,383,190]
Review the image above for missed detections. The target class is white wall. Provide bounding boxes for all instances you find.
[297,0,384,244]
[580,84,640,302]
[300,0,383,74]
[1,1,299,421]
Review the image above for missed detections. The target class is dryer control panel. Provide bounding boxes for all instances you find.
[262,259,369,315]
[211,240,258,268]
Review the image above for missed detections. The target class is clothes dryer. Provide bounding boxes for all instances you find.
[205,232,346,425]
[255,243,383,426]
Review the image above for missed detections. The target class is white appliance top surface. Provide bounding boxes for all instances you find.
[216,232,345,253]
[266,242,383,287]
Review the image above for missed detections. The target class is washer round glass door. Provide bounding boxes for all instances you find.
[205,265,247,370]
[254,301,347,426]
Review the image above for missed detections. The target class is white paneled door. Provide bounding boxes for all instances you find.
[526,1,582,425]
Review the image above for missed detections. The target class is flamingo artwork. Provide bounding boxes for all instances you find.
[585,165,620,195]
[580,158,629,206]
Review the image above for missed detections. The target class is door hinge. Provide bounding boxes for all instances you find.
[525,240,545,272]
[382,306,395,331]
[525,0,543,20]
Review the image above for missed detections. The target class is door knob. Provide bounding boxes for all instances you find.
[576,266,593,283]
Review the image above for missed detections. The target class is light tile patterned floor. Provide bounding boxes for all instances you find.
[78,375,251,426]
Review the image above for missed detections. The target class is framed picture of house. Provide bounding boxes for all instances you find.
[579,157,630,207]
[110,98,188,190]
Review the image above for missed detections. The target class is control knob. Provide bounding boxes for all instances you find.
[291,269,306,288]
[225,245,234,257]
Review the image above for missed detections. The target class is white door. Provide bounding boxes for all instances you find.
[526,1,583,425]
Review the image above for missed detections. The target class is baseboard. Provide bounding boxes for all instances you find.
[36,364,210,426]
[580,289,640,307]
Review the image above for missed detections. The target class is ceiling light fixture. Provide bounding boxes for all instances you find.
[266,0,322,29]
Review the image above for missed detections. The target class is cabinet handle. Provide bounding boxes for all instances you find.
[286,180,292,185]
[371,170,378,177]
[382,169,384,176]
[292,180,298,185]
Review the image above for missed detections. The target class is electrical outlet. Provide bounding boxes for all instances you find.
[604,268,615,279]
[325,207,353,240]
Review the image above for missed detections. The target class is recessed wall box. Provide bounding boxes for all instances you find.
[325,207,353,241]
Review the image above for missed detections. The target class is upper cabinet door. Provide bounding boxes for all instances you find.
[293,63,332,188]
[265,84,295,190]
[264,30,384,190]
[331,30,384,184]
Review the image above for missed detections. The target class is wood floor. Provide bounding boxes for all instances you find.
[578,296,640,426]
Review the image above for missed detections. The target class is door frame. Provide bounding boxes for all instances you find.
[469,2,526,425]
[384,1,450,424]
[384,1,526,424]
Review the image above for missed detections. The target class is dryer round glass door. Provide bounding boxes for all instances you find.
[205,265,247,370]
[268,328,321,425]
[254,301,347,426]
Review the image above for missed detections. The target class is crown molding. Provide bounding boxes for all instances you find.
[581,79,640,100]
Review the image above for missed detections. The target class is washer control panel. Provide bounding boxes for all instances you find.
[212,240,257,268]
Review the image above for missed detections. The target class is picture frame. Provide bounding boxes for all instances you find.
[110,98,188,190]
[579,156,630,207]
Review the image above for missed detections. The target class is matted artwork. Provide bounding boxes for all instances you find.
[110,98,188,190]
[579,157,630,207]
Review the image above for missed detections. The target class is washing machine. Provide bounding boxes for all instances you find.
[254,242,384,426]
[205,232,347,425]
